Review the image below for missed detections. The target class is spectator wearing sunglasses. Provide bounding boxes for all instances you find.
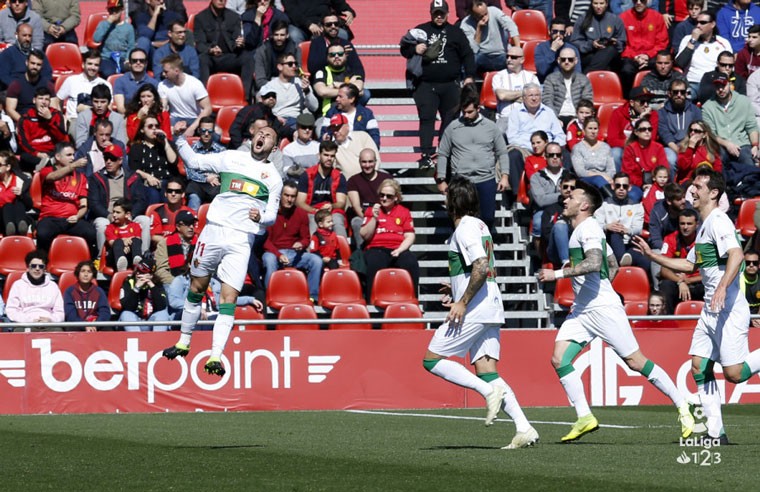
[697,51,747,104]
[5,250,64,332]
[282,0,356,47]
[658,79,702,178]
[716,0,760,53]
[112,48,159,115]
[306,12,364,84]
[529,142,572,259]
[640,51,686,111]
[675,11,732,98]
[742,250,760,327]
[593,172,648,269]
[621,116,668,202]
[259,52,317,130]
[152,20,200,81]
[186,116,224,210]
[148,176,194,247]
[313,40,367,116]
[534,16,582,83]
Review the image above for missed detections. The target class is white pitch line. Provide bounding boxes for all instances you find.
[346,410,640,429]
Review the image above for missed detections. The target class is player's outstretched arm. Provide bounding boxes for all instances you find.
[537,248,603,283]
[631,235,696,273]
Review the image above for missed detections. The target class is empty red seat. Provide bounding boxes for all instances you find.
[370,268,417,309]
[674,300,704,330]
[45,43,83,79]
[266,269,311,310]
[0,236,36,275]
[234,305,266,330]
[381,302,425,330]
[329,303,372,330]
[207,73,246,112]
[277,303,319,330]
[47,236,91,276]
[318,269,365,309]
[611,266,650,304]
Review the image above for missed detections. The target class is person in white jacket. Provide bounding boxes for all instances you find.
[5,250,64,332]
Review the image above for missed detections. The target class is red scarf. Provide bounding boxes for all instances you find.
[262,8,274,40]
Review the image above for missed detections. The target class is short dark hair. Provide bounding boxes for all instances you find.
[460,82,480,110]
[199,115,215,126]
[694,166,725,201]
[750,24,760,36]
[446,175,480,221]
[28,49,44,63]
[575,180,603,213]
[282,179,299,191]
[669,78,688,91]
[315,208,331,224]
[168,20,185,32]
[576,99,594,112]
[74,260,97,277]
[613,171,630,181]
[113,197,132,214]
[95,118,113,131]
[550,16,570,29]
[561,172,578,183]
[34,86,52,98]
[83,49,101,62]
[54,141,75,155]
[319,140,338,153]
[25,249,47,267]
[166,176,186,191]
[664,183,685,202]
[679,208,699,221]
[271,19,288,36]
[91,84,112,102]
[655,49,672,60]
[339,83,359,102]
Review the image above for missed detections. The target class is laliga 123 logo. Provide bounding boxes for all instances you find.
[0,359,25,387]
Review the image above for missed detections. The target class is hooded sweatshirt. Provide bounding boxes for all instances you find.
[5,272,64,323]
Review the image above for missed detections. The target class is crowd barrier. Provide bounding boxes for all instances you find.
[2,327,760,415]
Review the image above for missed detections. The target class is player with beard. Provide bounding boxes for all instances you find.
[163,122,282,377]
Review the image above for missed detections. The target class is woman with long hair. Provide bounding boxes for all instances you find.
[129,115,178,205]
[571,116,616,195]
[125,84,172,142]
[360,178,419,301]
[676,120,722,184]
[0,151,30,236]
[570,0,626,72]
[621,116,668,202]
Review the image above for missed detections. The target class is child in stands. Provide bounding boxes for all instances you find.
[565,99,595,151]
[310,208,342,270]
[105,198,143,271]
[641,165,670,223]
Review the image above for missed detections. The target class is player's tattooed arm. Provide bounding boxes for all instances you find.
[460,257,488,306]
[607,252,619,281]
[564,248,603,277]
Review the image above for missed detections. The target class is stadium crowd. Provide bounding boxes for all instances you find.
[2,0,760,330]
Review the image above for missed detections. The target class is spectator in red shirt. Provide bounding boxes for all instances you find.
[17,86,67,174]
[619,1,670,97]
[607,87,658,171]
[658,208,704,311]
[36,141,96,255]
[360,178,419,301]
[310,208,342,270]
[262,180,323,300]
[0,151,31,236]
[524,131,548,182]
[621,116,667,202]
[149,176,193,247]
[105,198,143,272]
[565,99,594,152]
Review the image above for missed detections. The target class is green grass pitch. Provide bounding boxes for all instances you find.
[1,405,757,491]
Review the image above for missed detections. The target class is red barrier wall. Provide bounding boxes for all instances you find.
[2,329,760,414]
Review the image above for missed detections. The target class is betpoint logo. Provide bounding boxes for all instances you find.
[22,336,340,404]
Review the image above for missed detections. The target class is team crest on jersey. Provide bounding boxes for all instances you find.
[704,47,710,53]
[606,26,612,34]
[648,24,654,31]
[261,171,269,179]
[193,258,200,268]
[395,218,401,225]
[651,156,657,163]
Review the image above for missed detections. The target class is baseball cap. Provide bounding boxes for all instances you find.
[134,252,156,274]
[102,144,123,159]
[107,0,124,9]
[261,90,277,99]
[629,86,654,100]
[329,114,348,127]
[175,210,197,226]
[430,0,449,14]
[296,112,316,128]
[712,73,730,85]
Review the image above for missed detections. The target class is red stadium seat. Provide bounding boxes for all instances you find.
[329,303,372,330]
[587,71,625,107]
[318,269,365,310]
[674,300,704,330]
[611,266,650,304]
[197,203,210,232]
[84,12,109,49]
[47,236,91,276]
[554,277,574,308]
[99,244,115,277]
[299,41,311,76]
[736,198,760,238]
[336,235,351,268]
[522,40,540,73]
[207,73,246,112]
[480,71,498,110]
[187,13,196,31]
[30,171,42,211]
[57,270,97,296]
[3,270,24,302]
[512,10,548,43]
[108,270,132,312]
[54,74,72,94]
[370,268,417,309]
[633,70,649,88]
[381,302,425,330]
[0,236,36,275]
[277,303,319,330]
[597,102,622,142]
[517,171,530,206]
[45,43,83,80]
[624,301,647,326]
[266,269,311,310]
[234,305,266,330]
[215,105,243,145]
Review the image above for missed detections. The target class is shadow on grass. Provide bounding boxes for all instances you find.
[174,444,265,450]
[422,445,501,450]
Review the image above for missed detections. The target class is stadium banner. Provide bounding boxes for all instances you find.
[1,329,760,414]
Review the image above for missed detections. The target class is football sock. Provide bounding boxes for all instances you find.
[640,359,685,408]
[210,304,236,359]
[490,376,531,433]
[427,359,493,397]
[694,359,724,438]
[178,293,204,346]
[557,365,591,418]
[738,349,760,382]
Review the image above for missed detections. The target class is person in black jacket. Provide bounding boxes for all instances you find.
[306,12,364,84]
[118,252,170,332]
[88,144,151,259]
[282,0,356,46]
[399,0,475,169]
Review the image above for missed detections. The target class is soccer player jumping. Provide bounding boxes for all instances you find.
[162,122,282,377]
[633,167,760,444]
[538,181,694,443]
[423,176,539,449]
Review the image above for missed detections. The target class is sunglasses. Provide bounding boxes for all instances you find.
[671,89,687,95]
[199,128,214,134]
[166,189,183,194]
[300,126,314,131]
[614,183,630,189]
[323,21,340,27]
[562,184,575,190]
[546,152,562,158]
[328,52,345,57]
[550,29,565,35]
[145,124,158,129]
[507,55,522,59]
[696,20,711,25]
[379,193,396,199]
[633,0,647,3]
[130,58,146,64]
[719,62,734,68]
[689,128,704,133]
[104,155,120,162]
[559,57,576,62]
[637,127,653,132]
[29,264,45,270]
[747,260,760,266]
[9,0,27,4]
[281,61,297,66]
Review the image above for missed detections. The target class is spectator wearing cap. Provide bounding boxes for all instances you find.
[702,71,760,184]
[325,113,380,179]
[321,83,380,148]
[0,0,44,52]
[283,112,320,176]
[154,208,198,317]
[607,86,659,171]
[186,115,223,211]
[17,85,66,174]
[118,252,171,332]
[259,52,318,131]
[399,0,475,170]
[89,141,151,259]
[696,51,747,105]
[37,141,97,256]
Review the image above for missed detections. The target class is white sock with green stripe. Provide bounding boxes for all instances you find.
[428,359,493,397]
[210,304,236,360]
[178,291,204,347]
[557,366,591,418]
[694,360,724,438]
[481,374,531,433]
[641,359,685,408]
